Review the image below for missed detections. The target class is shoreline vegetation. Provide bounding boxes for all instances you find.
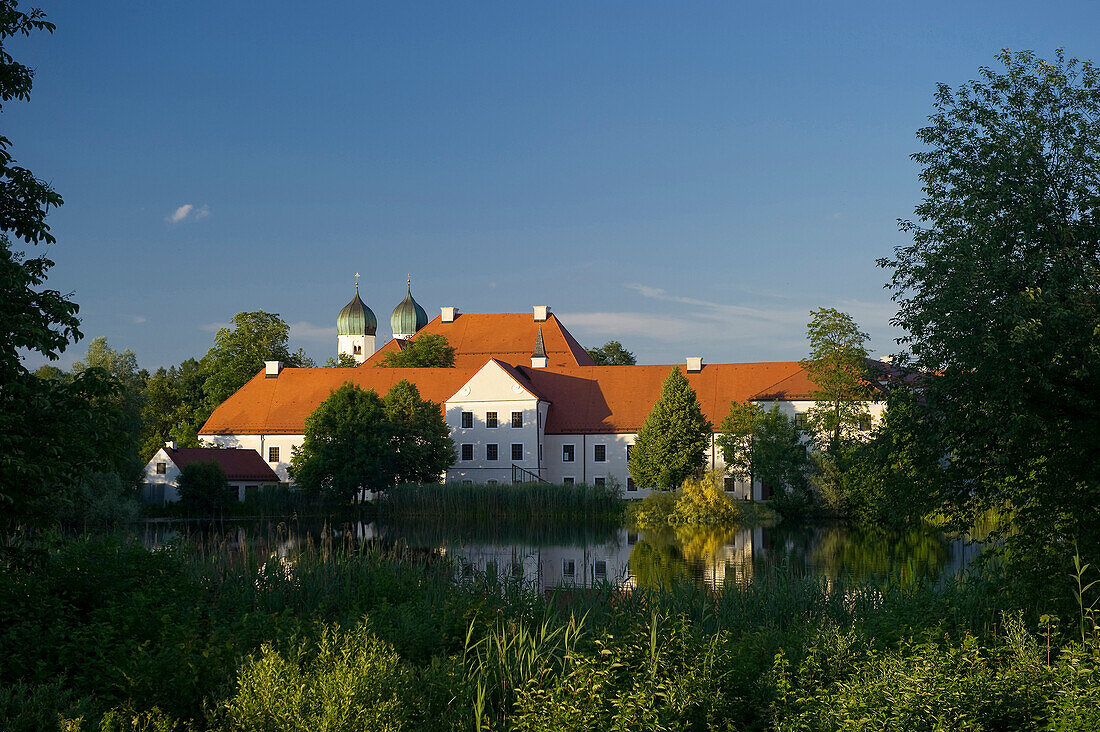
[3,533,1098,731]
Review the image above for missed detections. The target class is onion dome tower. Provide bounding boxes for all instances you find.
[390,277,428,340]
[337,277,377,365]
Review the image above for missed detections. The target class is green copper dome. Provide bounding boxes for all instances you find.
[391,282,428,336]
[337,287,377,336]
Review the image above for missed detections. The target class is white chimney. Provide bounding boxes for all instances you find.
[264,360,283,378]
[441,306,459,323]
[165,440,177,451]
[533,305,550,322]
[686,356,703,373]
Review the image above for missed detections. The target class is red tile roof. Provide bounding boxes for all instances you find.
[200,367,478,435]
[362,312,596,369]
[165,447,280,483]
[512,363,817,433]
[200,361,822,437]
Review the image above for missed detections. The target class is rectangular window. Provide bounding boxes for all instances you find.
[486,411,498,428]
[486,443,498,461]
[268,447,279,463]
[511,411,523,428]
[461,444,474,461]
[724,477,737,492]
[627,532,638,545]
[795,412,808,429]
[627,477,636,492]
[594,444,606,462]
[562,444,575,462]
[594,477,606,487]
[511,443,523,461]
[155,462,166,475]
[563,477,575,485]
[859,414,872,431]
[487,479,498,486]
[562,559,576,577]
[626,444,633,461]
[461,411,473,428]
[594,560,607,576]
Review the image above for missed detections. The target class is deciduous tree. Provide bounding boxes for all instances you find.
[628,368,712,490]
[382,380,455,484]
[289,384,392,501]
[586,341,636,365]
[200,311,307,415]
[881,50,1100,574]
[374,333,455,368]
[799,308,873,453]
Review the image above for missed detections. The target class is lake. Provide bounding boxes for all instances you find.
[140,515,984,593]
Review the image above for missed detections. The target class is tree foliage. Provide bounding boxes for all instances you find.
[374,333,455,368]
[719,401,810,505]
[325,353,359,368]
[0,3,88,532]
[177,462,232,513]
[289,381,454,502]
[799,308,873,452]
[628,368,712,490]
[200,311,307,412]
[382,380,454,485]
[880,49,1100,570]
[586,341,636,365]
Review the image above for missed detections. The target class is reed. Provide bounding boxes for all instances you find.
[376,481,624,522]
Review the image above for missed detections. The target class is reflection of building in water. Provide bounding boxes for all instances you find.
[443,529,638,592]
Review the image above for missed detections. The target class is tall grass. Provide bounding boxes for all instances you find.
[2,530,1098,730]
[377,482,623,522]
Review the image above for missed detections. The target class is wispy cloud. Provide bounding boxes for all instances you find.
[560,283,904,361]
[290,321,337,342]
[131,315,147,324]
[166,204,210,224]
[198,321,229,333]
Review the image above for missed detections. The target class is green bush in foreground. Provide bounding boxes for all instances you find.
[3,535,1099,731]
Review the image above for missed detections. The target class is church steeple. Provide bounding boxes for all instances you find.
[391,276,428,340]
[337,274,376,364]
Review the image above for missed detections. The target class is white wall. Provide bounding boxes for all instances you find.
[142,448,182,504]
[208,434,302,482]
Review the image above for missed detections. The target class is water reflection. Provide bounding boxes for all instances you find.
[141,517,982,593]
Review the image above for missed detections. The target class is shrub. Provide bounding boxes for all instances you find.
[177,462,232,513]
[220,623,411,731]
[670,471,741,526]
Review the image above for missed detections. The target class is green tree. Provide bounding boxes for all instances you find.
[289,383,392,501]
[177,462,233,514]
[881,50,1100,577]
[0,3,87,535]
[199,311,307,416]
[139,358,208,460]
[382,379,455,484]
[72,337,147,475]
[374,333,456,368]
[799,308,873,453]
[586,340,636,365]
[325,353,359,368]
[719,401,810,506]
[628,368,712,490]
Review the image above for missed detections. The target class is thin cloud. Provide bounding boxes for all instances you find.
[198,321,230,333]
[131,315,147,324]
[166,204,210,224]
[290,321,337,342]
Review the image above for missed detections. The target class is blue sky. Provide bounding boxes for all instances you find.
[10,0,1100,370]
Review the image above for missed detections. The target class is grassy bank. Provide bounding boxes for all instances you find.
[2,533,1099,731]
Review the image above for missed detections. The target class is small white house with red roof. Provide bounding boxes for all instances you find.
[141,442,280,504]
